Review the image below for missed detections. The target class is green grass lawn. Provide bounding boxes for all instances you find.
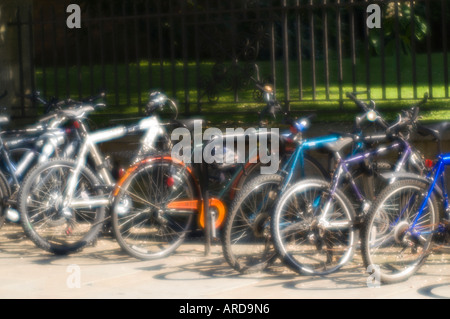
[35,51,450,126]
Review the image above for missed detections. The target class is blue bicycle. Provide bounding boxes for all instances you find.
[362,146,450,284]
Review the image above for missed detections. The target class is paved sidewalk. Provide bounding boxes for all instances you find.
[0,223,448,299]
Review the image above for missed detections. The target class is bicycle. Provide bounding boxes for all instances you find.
[16,91,178,255]
[269,99,432,276]
[361,123,450,284]
[0,92,105,226]
[219,90,419,274]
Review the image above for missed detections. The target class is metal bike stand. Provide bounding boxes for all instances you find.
[201,161,211,256]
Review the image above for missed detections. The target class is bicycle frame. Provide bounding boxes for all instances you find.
[318,138,414,225]
[158,128,283,232]
[276,133,342,191]
[62,116,166,211]
[0,115,74,188]
[410,153,450,230]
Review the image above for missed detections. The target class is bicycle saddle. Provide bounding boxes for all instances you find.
[59,106,95,119]
[323,136,354,154]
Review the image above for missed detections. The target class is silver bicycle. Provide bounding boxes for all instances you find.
[17,92,176,254]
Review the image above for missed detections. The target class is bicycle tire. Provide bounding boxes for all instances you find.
[111,157,197,260]
[271,178,357,275]
[18,158,106,255]
[222,173,282,274]
[361,178,439,284]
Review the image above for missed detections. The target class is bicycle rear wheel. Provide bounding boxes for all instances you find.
[271,179,357,275]
[18,158,106,255]
[222,174,282,273]
[112,158,196,260]
[361,179,439,284]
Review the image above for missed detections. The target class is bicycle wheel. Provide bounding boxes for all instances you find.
[222,174,282,273]
[271,178,357,275]
[111,158,197,260]
[361,178,439,284]
[18,158,106,255]
[0,170,10,229]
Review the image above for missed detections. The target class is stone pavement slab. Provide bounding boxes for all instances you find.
[0,223,448,299]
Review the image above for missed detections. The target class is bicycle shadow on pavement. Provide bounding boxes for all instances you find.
[144,247,368,290]
[0,224,145,265]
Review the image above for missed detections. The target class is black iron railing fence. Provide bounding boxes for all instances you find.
[8,0,450,118]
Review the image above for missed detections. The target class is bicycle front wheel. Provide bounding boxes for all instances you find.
[361,178,439,284]
[18,158,106,255]
[271,179,357,275]
[111,158,196,260]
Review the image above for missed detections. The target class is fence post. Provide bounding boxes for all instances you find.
[0,0,34,118]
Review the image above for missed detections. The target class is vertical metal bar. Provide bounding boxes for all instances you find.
[442,0,449,98]
[364,0,370,100]
[157,1,165,91]
[336,0,343,108]
[394,2,401,99]
[110,2,119,107]
[425,0,433,98]
[28,6,36,110]
[98,1,106,91]
[87,5,94,96]
[64,1,70,98]
[40,8,47,99]
[282,0,290,110]
[410,0,417,99]
[17,9,25,116]
[122,2,130,106]
[296,0,303,100]
[230,1,238,103]
[309,0,316,100]
[181,0,190,116]
[134,2,142,114]
[75,8,82,99]
[169,0,177,99]
[350,0,356,93]
[323,0,330,100]
[145,1,153,93]
[380,4,386,99]
[51,6,58,99]
[194,0,201,112]
[270,19,276,96]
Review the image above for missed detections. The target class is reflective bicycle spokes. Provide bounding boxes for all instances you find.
[24,163,104,249]
[113,161,196,259]
[365,182,437,281]
[274,182,356,275]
